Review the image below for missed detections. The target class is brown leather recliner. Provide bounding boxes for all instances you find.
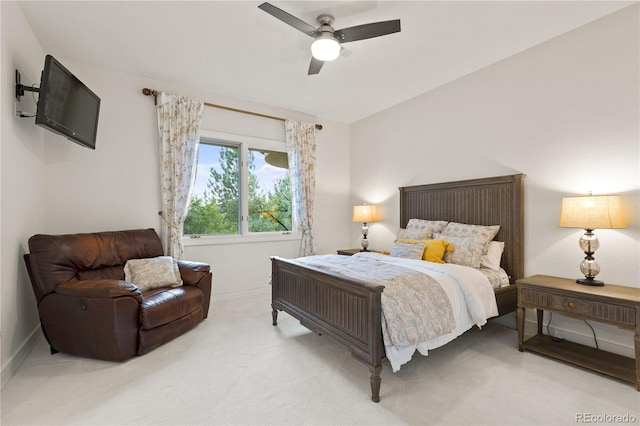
[23,228,212,362]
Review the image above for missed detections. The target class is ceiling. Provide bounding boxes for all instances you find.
[18,1,634,124]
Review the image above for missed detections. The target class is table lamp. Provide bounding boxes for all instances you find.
[352,204,379,251]
[558,194,625,286]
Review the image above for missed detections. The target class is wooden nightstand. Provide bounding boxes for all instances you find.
[516,275,640,390]
[337,248,381,256]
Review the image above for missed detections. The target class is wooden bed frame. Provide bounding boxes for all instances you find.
[271,174,524,402]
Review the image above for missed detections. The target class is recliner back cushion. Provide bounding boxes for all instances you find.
[26,229,164,302]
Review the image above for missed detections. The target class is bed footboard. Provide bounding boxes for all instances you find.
[271,256,385,402]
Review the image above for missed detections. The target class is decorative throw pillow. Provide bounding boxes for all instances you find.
[480,241,505,271]
[396,228,429,240]
[405,218,448,240]
[390,241,426,260]
[441,222,500,254]
[394,238,453,264]
[124,256,183,292]
[435,233,484,268]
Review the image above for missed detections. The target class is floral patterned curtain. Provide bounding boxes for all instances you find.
[156,92,204,259]
[285,119,316,256]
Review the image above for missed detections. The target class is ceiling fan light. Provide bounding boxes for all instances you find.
[311,37,340,61]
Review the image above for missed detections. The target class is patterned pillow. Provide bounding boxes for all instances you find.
[479,267,511,289]
[390,241,426,260]
[394,238,453,263]
[435,233,484,268]
[396,228,429,240]
[405,219,449,240]
[124,256,183,292]
[441,222,500,254]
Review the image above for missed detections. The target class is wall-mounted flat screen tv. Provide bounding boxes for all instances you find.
[35,55,100,149]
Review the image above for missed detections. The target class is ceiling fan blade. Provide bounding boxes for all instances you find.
[334,20,401,43]
[258,2,317,37]
[308,57,324,75]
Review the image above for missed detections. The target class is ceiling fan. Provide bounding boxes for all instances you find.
[258,2,401,75]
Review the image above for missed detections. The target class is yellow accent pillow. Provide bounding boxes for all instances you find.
[394,239,453,263]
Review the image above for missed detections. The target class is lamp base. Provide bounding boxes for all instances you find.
[576,277,604,286]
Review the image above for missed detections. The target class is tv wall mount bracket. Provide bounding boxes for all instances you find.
[15,70,40,101]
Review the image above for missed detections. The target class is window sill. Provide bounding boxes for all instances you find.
[183,232,301,247]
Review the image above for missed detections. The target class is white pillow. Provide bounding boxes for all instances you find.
[124,256,183,292]
[480,241,505,271]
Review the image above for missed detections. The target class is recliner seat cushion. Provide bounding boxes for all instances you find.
[140,286,204,330]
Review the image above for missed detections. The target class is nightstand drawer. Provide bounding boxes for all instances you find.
[550,294,593,316]
[520,288,636,328]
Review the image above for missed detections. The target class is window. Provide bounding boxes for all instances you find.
[247,148,292,233]
[184,132,292,237]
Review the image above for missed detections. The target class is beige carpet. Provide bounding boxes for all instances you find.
[2,289,639,425]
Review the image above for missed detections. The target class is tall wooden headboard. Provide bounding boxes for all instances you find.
[399,174,525,283]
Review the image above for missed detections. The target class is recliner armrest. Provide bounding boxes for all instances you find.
[177,260,211,286]
[177,260,212,319]
[55,279,142,302]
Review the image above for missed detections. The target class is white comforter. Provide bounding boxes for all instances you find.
[352,252,498,371]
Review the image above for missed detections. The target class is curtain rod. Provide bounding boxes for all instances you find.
[141,88,322,131]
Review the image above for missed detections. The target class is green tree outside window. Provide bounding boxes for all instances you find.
[184,143,292,235]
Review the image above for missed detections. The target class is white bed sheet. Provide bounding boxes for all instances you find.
[353,252,498,372]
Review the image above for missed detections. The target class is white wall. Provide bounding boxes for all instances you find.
[1,0,48,385]
[1,1,350,382]
[350,5,639,355]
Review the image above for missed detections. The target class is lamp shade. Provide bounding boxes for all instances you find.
[352,205,379,223]
[558,195,625,229]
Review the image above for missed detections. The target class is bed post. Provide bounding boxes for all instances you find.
[369,366,382,403]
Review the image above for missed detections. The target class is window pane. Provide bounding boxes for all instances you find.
[248,149,292,232]
[184,143,240,235]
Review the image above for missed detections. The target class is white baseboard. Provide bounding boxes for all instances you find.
[212,286,270,302]
[1,326,42,389]
[523,314,635,358]
[492,312,634,358]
